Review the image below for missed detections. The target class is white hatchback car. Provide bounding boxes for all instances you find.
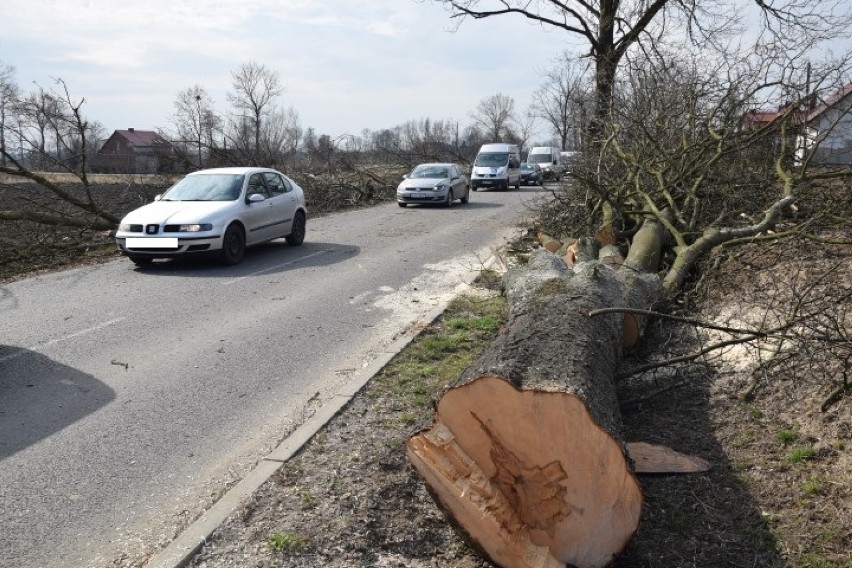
[115,167,307,266]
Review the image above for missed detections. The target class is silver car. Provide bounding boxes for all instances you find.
[396,163,470,207]
[115,167,307,266]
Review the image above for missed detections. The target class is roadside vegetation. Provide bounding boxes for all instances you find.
[188,250,851,567]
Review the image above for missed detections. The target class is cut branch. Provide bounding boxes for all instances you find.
[0,209,115,231]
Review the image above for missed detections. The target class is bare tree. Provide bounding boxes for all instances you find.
[226,61,283,164]
[532,54,591,150]
[1,79,120,229]
[511,108,538,155]
[261,104,302,167]
[0,61,19,167]
[470,93,515,141]
[170,85,221,168]
[439,0,852,145]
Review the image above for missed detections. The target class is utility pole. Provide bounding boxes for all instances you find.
[195,94,202,167]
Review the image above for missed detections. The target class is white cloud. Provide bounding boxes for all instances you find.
[1,0,570,141]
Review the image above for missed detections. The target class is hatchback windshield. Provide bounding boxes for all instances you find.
[410,166,450,179]
[474,153,509,167]
[161,174,244,201]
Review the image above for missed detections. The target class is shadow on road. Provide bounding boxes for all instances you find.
[397,201,504,210]
[0,347,116,460]
[120,241,360,278]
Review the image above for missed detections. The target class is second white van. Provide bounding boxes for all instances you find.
[527,146,563,181]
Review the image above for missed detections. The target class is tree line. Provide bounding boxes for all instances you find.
[0,58,582,177]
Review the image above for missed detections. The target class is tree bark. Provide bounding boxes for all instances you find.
[407,248,664,568]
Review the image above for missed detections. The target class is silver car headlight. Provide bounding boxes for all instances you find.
[434,183,448,191]
[178,224,213,232]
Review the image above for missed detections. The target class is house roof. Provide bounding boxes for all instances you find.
[741,107,804,129]
[741,84,852,129]
[806,83,852,122]
[742,109,783,127]
[113,129,168,147]
[97,128,171,156]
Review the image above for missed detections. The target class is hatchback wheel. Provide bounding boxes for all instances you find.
[444,189,454,207]
[220,224,245,265]
[286,210,306,245]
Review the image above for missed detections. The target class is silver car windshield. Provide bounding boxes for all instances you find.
[411,166,449,179]
[160,174,244,201]
[474,153,508,167]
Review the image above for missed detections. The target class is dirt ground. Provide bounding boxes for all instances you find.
[2,180,850,568]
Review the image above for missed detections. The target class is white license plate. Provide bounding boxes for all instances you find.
[126,237,178,248]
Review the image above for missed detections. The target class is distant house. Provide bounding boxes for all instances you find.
[94,128,175,174]
[742,84,852,166]
[796,83,852,166]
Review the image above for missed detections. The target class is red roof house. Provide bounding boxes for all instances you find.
[95,128,174,173]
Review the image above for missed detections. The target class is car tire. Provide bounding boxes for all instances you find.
[220,224,245,265]
[286,210,306,246]
[444,189,454,207]
[460,187,469,204]
[398,202,407,207]
[128,255,153,266]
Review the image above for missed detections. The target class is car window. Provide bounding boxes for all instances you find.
[247,173,269,198]
[263,172,289,196]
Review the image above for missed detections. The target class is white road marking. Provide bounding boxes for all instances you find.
[0,317,127,363]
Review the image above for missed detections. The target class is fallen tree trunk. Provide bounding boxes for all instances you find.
[407,223,666,568]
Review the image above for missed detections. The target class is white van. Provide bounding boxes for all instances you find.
[470,143,521,191]
[527,146,563,181]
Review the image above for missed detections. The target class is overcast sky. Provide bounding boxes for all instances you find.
[0,0,575,142]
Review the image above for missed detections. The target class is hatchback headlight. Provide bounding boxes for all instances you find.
[179,224,212,232]
[434,183,448,191]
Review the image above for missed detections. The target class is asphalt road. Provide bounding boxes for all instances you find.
[0,186,545,568]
